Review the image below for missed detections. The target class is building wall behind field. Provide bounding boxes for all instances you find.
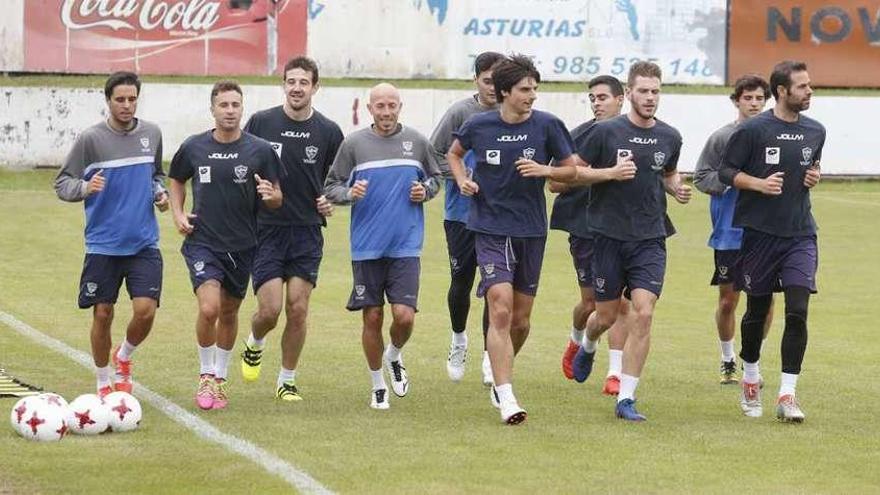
[0,85,875,175]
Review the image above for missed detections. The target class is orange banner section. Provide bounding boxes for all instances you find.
[728,1,880,87]
[24,0,307,76]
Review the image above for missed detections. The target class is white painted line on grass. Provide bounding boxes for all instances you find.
[0,311,334,495]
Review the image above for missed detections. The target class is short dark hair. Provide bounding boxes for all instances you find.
[492,54,540,103]
[770,60,808,100]
[588,75,624,97]
[104,71,141,99]
[282,56,319,85]
[211,80,243,104]
[627,61,663,87]
[730,74,770,102]
[473,51,504,77]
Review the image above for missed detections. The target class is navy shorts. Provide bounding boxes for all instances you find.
[444,220,477,279]
[252,224,323,292]
[347,257,420,311]
[737,229,817,295]
[475,233,546,297]
[181,242,255,300]
[78,248,163,309]
[568,235,594,288]
[711,249,741,286]
[591,234,666,302]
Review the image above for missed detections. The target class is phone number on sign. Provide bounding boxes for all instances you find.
[548,56,714,78]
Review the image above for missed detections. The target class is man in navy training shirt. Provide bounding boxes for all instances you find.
[449,55,578,425]
[549,74,635,396]
[430,51,504,386]
[693,74,775,386]
[719,61,824,423]
[55,71,167,398]
[169,81,283,411]
[239,56,344,402]
[324,83,442,410]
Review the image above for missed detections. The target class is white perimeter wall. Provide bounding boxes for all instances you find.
[0,84,876,175]
[0,0,24,71]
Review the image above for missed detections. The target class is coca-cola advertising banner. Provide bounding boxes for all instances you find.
[24,0,307,75]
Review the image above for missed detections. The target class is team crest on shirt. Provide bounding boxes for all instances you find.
[194,261,205,274]
[521,147,536,160]
[233,165,249,184]
[304,145,319,164]
[652,151,666,171]
[800,147,813,167]
[198,166,211,183]
[270,141,283,158]
[140,137,150,152]
[355,285,366,298]
[402,141,414,156]
[85,282,97,296]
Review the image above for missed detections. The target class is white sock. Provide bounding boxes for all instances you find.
[582,336,598,353]
[570,327,585,344]
[277,367,296,388]
[96,365,112,388]
[720,339,736,362]
[452,331,467,347]
[247,333,265,349]
[607,349,623,377]
[779,372,799,397]
[743,361,760,383]
[495,383,515,404]
[198,344,216,375]
[384,344,402,362]
[116,340,137,361]
[369,368,386,390]
[214,347,232,380]
[617,373,639,402]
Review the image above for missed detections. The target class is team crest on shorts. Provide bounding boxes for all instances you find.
[483,263,495,277]
[577,268,586,281]
[595,277,605,292]
[744,274,752,289]
[450,257,459,271]
[652,151,666,171]
[194,261,205,274]
[800,147,813,167]
[85,282,98,296]
[233,165,249,183]
[355,285,366,298]
[522,147,536,160]
[719,265,728,276]
[304,145,318,163]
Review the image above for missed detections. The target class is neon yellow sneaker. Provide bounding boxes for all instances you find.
[240,342,263,383]
[275,381,303,402]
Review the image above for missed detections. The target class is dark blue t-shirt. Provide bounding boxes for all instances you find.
[578,115,682,241]
[244,107,343,227]
[720,110,825,237]
[168,130,281,252]
[550,119,595,239]
[454,109,574,237]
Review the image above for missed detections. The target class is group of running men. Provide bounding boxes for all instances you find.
[54,52,824,424]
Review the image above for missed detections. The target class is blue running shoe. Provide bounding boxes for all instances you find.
[615,398,647,422]
[572,346,595,383]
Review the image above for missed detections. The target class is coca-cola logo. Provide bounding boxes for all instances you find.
[61,0,221,31]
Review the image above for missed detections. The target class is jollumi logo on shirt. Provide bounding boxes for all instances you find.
[208,152,238,159]
[629,137,658,145]
[281,131,310,138]
[497,135,527,142]
[777,133,804,141]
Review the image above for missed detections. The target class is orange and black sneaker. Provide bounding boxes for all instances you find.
[112,345,133,393]
[561,340,580,380]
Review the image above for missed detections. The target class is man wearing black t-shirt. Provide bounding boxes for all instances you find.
[169,81,282,411]
[719,61,824,423]
[239,57,344,402]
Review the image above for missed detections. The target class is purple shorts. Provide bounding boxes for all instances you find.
[568,235,594,288]
[737,229,817,295]
[252,224,323,292]
[181,242,254,300]
[591,235,666,302]
[78,248,163,309]
[347,257,420,311]
[444,220,477,279]
[711,249,741,286]
[475,233,546,297]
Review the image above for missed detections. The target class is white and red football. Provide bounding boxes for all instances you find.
[103,391,142,433]
[65,394,109,436]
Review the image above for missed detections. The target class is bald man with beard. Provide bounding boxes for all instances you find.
[324,83,443,410]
